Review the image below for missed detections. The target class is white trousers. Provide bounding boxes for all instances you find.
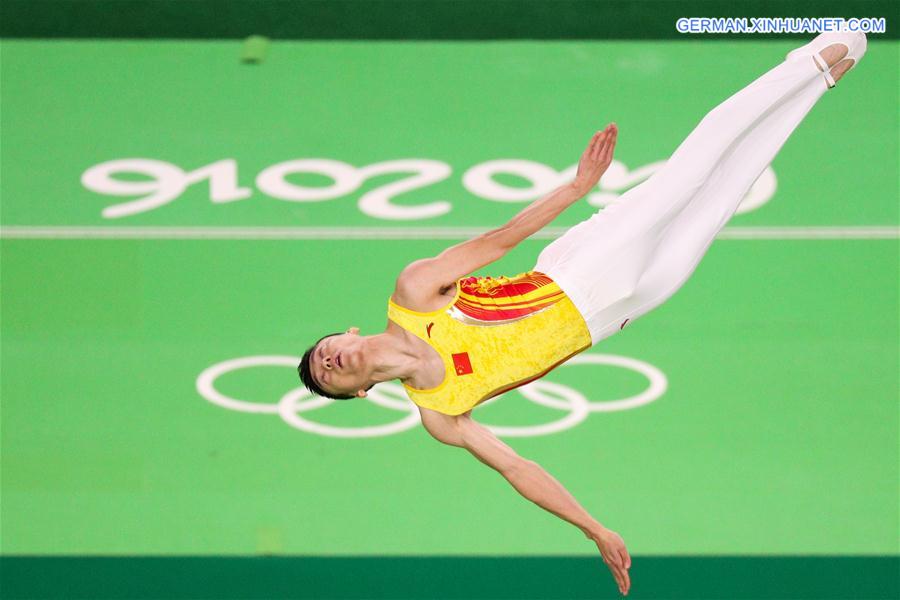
[534,51,830,346]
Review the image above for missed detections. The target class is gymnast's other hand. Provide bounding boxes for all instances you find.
[590,525,631,596]
[573,123,617,195]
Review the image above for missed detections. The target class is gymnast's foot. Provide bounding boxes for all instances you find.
[814,43,854,85]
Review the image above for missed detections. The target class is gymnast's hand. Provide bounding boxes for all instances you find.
[573,123,618,195]
[590,525,631,596]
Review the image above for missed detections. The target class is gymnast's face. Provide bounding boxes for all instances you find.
[311,327,370,398]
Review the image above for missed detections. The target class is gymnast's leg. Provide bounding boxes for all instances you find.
[586,36,866,342]
[535,34,866,345]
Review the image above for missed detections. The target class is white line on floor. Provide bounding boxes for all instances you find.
[0,226,897,240]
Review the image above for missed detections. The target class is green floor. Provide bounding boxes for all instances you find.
[1,39,897,597]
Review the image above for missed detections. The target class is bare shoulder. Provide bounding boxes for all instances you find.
[396,258,455,293]
[392,260,458,312]
[417,406,465,447]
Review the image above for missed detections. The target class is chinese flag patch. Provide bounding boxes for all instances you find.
[451,352,473,376]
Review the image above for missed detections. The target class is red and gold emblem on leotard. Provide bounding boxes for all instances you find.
[452,352,473,375]
[451,271,564,324]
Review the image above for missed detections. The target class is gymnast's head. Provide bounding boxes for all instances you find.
[298,327,375,400]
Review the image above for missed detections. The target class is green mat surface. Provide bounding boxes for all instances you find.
[1,38,897,597]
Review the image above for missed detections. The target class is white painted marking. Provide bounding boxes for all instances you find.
[1,226,897,240]
[196,353,667,438]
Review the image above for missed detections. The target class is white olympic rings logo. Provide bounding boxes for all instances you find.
[196,353,668,438]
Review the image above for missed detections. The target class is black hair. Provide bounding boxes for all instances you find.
[297,331,373,401]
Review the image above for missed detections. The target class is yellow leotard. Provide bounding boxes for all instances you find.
[386,270,592,416]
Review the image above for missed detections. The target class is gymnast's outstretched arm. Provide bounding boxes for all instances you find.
[397,126,617,295]
[495,123,618,246]
[419,406,632,596]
